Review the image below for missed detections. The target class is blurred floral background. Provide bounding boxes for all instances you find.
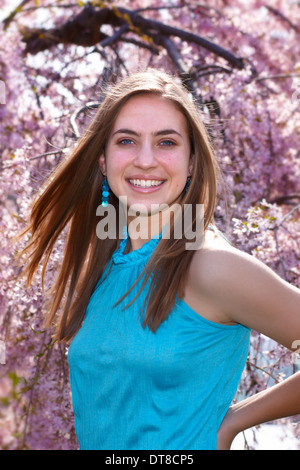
[0,0,299,449]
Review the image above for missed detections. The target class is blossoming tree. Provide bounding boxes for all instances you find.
[0,0,299,449]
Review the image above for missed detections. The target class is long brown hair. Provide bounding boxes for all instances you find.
[19,69,221,342]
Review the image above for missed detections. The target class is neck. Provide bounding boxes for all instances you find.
[126,203,182,252]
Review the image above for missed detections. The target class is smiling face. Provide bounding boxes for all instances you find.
[99,93,194,215]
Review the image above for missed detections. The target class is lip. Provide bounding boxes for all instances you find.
[127,175,166,181]
[126,177,166,192]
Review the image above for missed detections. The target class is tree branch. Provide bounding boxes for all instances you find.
[18,4,244,70]
[269,194,300,205]
[271,203,300,282]
[158,35,200,103]
[1,151,65,171]
[130,10,244,69]
[2,0,31,30]
[254,73,300,82]
[247,360,281,384]
[274,203,300,229]
[70,101,101,138]
[265,5,299,32]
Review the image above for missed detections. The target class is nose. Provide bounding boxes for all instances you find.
[133,142,158,169]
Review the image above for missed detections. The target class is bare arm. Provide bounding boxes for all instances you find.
[217,370,300,449]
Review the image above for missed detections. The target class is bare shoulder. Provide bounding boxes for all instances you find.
[184,227,250,325]
[191,227,247,278]
[187,226,300,346]
[190,227,281,293]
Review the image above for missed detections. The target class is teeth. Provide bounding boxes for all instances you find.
[129,179,163,187]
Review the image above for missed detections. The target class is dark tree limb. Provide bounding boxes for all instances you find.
[158,35,200,103]
[17,4,244,70]
[265,5,299,32]
[2,0,31,30]
[130,10,244,69]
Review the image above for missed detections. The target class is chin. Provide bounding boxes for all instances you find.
[127,202,155,217]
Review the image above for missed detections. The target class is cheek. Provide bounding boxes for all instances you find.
[106,154,126,175]
[166,158,190,179]
[105,154,131,195]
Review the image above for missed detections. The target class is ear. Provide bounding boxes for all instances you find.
[99,154,106,176]
[188,154,194,177]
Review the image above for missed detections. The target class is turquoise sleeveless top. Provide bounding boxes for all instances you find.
[68,231,251,450]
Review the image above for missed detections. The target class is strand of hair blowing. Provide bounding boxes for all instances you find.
[18,100,120,342]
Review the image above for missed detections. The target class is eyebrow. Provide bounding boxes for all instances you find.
[112,128,183,138]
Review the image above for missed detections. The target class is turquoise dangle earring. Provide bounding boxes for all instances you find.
[184,176,191,193]
[101,177,109,207]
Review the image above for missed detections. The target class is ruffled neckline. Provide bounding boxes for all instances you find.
[112,229,162,265]
[111,224,223,266]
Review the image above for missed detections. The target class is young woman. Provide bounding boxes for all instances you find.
[20,69,300,450]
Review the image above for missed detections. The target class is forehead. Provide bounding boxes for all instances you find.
[112,94,188,132]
